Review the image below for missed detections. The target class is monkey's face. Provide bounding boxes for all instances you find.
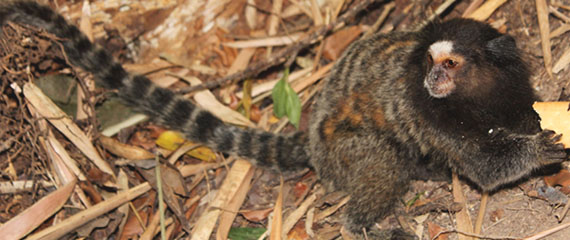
[424,40,465,98]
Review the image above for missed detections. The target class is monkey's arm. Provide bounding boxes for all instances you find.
[450,130,566,191]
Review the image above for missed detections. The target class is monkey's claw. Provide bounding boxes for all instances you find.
[537,130,567,164]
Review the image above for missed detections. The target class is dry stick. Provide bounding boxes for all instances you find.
[27,183,152,240]
[414,0,458,31]
[452,172,474,240]
[426,0,458,22]
[522,221,570,240]
[555,198,570,222]
[431,229,518,240]
[462,0,485,17]
[266,0,283,58]
[474,192,489,237]
[309,0,324,26]
[289,0,314,18]
[177,0,383,94]
[536,0,556,81]
[362,1,395,38]
[549,5,570,23]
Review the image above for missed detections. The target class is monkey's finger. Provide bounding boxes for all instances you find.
[548,142,566,151]
[543,149,567,161]
[539,129,557,139]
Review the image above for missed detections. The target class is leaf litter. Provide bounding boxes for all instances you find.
[1,0,570,239]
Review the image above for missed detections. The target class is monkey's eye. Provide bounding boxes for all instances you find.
[444,59,458,68]
[427,54,433,64]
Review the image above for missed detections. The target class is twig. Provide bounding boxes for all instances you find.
[522,221,570,240]
[462,0,484,17]
[555,197,570,222]
[363,2,395,38]
[176,0,384,94]
[431,229,519,240]
[474,192,489,235]
[549,5,570,23]
[427,0,458,22]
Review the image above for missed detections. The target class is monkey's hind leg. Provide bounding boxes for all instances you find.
[335,137,416,239]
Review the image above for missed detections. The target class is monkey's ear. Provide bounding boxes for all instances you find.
[485,35,518,63]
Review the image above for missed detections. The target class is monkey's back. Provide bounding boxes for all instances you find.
[308,32,425,191]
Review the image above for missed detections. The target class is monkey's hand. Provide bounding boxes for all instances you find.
[534,130,567,165]
[451,129,567,191]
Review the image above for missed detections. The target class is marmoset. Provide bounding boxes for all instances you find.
[1,1,567,239]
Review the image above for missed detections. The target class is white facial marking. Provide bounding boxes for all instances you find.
[428,41,453,57]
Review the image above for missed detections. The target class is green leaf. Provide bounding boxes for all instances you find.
[228,227,266,240]
[271,68,302,128]
[405,192,424,207]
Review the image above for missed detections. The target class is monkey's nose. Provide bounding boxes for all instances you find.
[429,66,448,83]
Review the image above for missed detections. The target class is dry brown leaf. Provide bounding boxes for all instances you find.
[315,195,350,221]
[27,183,152,240]
[241,208,273,222]
[181,76,255,127]
[428,222,449,240]
[120,207,150,238]
[323,26,364,61]
[136,164,190,233]
[532,101,570,147]
[115,170,130,239]
[160,165,188,197]
[466,0,507,21]
[190,160,253,240]
[178,162,219,177]
[544,169,570,187]
[100,136,155,160]
[216,163,254,240]
[140,210,161,240]
[42,133,92,207]
[553,48,570,74]
[282,193,318,238]
[228,48,257,75]
[23,83,115,178]
[0,180,76,239]
[287,221,310,240]
[293,182,309,199]
[45,132,86,181]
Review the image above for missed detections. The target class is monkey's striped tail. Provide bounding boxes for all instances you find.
[0,1,310,171]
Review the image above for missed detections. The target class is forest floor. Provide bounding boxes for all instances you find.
[1,0,570,239]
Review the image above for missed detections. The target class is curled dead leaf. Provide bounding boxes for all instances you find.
[241,208,273,222]
[544,169,570,188]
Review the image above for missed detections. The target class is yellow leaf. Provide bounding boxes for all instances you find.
[269,115,280,124]
[155,131,217,162]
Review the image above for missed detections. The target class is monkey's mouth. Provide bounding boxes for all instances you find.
[424,76,455,98]
[424,67,456,98]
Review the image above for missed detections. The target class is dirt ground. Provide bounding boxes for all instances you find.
[1,0,570,239]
